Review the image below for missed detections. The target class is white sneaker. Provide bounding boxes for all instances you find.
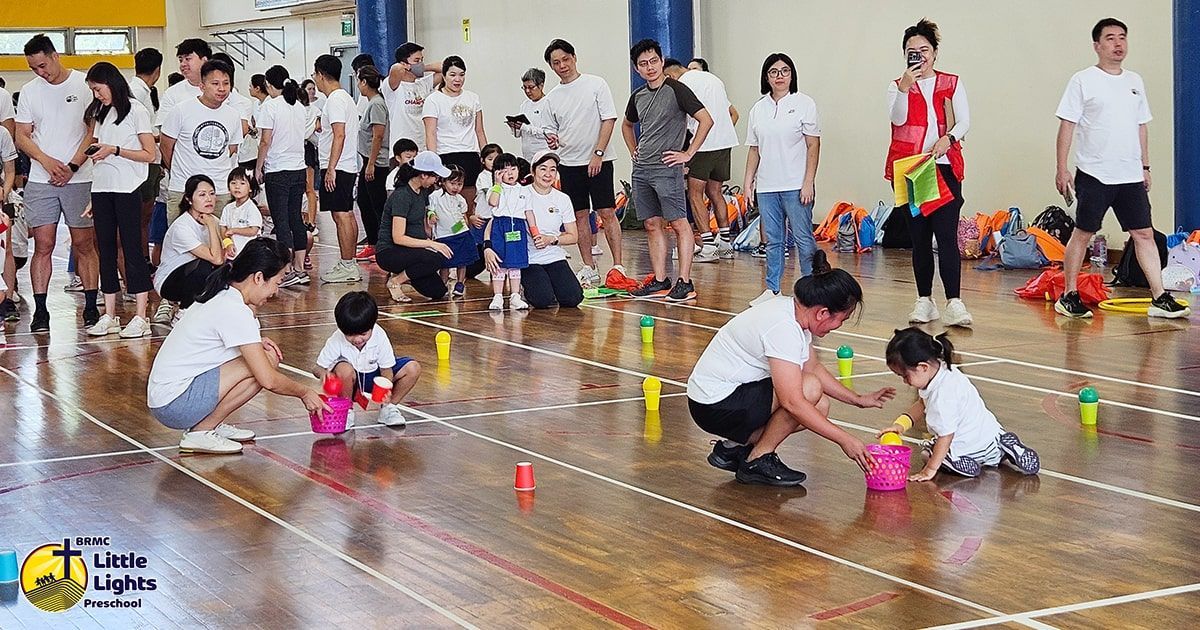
[694,244,719,263]
[378,403,407,427]
[179,430,243,454]
[171,307,186,326]
[488,294,505,311]
[152,302,175,324]
[943,298,973,327]
[119,315,151,338]
[320,261,361,284]
[509,293,530,310]
[591,245,604,257]
[908,297,940,324]
[10,292,19,304]
[716,239,735,259]
[63,275,84,292]
[575,265,601,288]
[214,422,256,442]
[86,314,121,337]
[749,289,780,307]
[278,271,302,288]
[343,409,356,430]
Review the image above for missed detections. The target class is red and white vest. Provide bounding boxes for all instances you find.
[884,70,965,182]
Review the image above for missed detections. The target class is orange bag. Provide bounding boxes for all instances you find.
[815,201,855,242]
[1014,270,1109,305]
[1025,226,1066,263]
[1188,230,1200,245]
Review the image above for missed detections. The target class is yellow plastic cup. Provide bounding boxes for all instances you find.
[435,331,451,361]
[642,376,662,411]
[1080,401,1098,426]
[641,326,654,344]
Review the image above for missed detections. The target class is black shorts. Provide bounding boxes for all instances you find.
[319,170,357,212]
[440,151,483,187]
[1074,169,1152,233]
[559,161,617,212]
[304,142,319,170]
[686,148,732,182]
[688,378,774,444]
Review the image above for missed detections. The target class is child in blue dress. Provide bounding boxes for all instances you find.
[427,165,477,298]
[482,153,537,311]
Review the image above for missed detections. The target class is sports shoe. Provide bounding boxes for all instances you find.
[86,314,120,337]
[30,310,50,333]
[2,299,17,322]
[509,293,530,310]
[279,270,303,288]
[63,275,84,292]
[123,292,137,303]
[355,244,376,261]
[488,294,504,310]
[998,432,1040,474]
[119,316,151,339]
[604,266,639,291]
[320,261,362,284]
[83,306,101,328]
[707,440,752,472]
[452,282,465,298]
[665,278,697,302]
[716,239,735,259]
[295,272,311,285]
[591,245,604,257]
[942,455,982,477]
[693,244,718,263]
[214,422,256,442]
[908,297,940,323]
[152,302,175,324]
[575,265,601,288]
[631,276,672,298]
[942,298,973,328]
[749,289,780,307]
[179,430,242,454]
[378,403,407,427]
[735,452,807,486]
[751,243,767,258]
[1054,291,1092,319]
[1148,292,1192,319]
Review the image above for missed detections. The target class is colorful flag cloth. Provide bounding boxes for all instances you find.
[892,153,927,209]
[903,154,954,216]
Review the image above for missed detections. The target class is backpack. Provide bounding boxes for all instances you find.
[834,213,858,252]
[1111,230,1168,287]
[998,230,1047,269]
[1031,205,1075,245]
[617,180,641,230]
[867,201,893,245]
[816,201,855,242]
[957,217,983,259]
[880,204,911,248]
[1025,226,1066,263]
[1164,241,1200,290]
[732,215,762,252]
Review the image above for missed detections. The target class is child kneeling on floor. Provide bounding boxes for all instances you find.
[880,327,1039,481]
[314,291,421,429]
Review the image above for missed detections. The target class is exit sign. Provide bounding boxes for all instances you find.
[341,14,355,37]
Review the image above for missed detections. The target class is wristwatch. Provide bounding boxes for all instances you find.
[68,162,79,173]
[115,146,121,157]
[593,149,604,157]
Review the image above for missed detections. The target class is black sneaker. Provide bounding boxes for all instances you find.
[83,306,101,328]
[998,432,1040,474]
[707,441,752,472]
[30,310,50,333]
[1148,292,1192,319]
[0,299,11,322]
[630,276,672,298]
[735,452,807,486]
[751,243,767,258]
[665,278,696,302]
[1054,291,1092,319]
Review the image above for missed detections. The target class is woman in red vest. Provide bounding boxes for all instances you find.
[885,18,972,327]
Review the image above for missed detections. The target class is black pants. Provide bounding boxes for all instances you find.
[521,260,584,309]
[264,169,307,252]
[92,191,152,295]
[375,246,448,300]
[161,259,216,308]
[905,163,964,299]
[466,243,487,278]
[357,163,390,246]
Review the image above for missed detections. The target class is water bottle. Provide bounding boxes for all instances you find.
[1090,234,1108,268]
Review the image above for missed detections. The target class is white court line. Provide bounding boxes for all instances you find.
[0,364,477,629]
[2,319,340,350]
[924,582,1200,629]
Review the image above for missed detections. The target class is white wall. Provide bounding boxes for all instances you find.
[699,0,1175,236]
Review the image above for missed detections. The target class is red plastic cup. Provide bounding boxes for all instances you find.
[371,376,393,403]
[323,374,343,396]
[514,462,536,491]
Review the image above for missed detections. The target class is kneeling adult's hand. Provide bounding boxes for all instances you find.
[483,248,503,273]
[840,437,875,473]
[856,387,896,408]
[302,389,331,414]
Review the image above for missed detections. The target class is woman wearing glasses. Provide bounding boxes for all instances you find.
[508,68,553,162]
[742,53,822,307]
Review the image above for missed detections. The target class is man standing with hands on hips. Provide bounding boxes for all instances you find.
[1053,17,1190,319]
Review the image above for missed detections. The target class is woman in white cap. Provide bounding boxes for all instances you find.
[375,150,453,301]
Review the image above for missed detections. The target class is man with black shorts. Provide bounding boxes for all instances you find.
[1054,17,1189,319]
[542,39,627,288]
[313,54,362,284]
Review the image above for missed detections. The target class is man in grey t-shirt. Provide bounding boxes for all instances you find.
[622,39,713,302]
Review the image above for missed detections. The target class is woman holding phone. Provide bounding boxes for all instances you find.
[885,18,972,328]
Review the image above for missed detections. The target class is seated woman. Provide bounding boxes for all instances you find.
[147,238,328,454]
[154,174,227,322]
[375,151,454,302]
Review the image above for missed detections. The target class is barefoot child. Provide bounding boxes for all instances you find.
[427,165,477,298]
[219,169,263,258]
[880,327,1040,481]
[314,291,421,429]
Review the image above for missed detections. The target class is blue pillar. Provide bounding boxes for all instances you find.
[628,0,693,91]
[1175,0,1200,229]
[357,0,407,72]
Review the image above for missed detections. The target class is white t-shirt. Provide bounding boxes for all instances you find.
[544,74,618,167]
[422,89,482,154]
[474,169,494,218]
[317,89,360,173]
[381,73,436,150]
[886,76,970,167]
[14,70,95,184]
[92,100,153,193]
[316,324,397,374]
[228,90,257,163]
[356,93,370,119]
[219,198,262,255]
[492,183,530,219]
[156,80,201,128]
[256,95,307,173]
[0,126,15,162]
[517,97,552,161]
[162,97,244,194]
[525,186,573,266]
[746,92,821,193]
[920,364,1005,460]
[1055,66,1152,185]
[687,297,811,404]
[154,213,210,294]
[0,86,14,124]
[429,189,469,239]
[677,70,738,151]
[147,287,261,408]
[128,76,160,165]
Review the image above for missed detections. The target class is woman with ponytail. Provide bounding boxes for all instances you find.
[256,65,310,286]
[687,251,895,485]
[153,175,226,321]
[881,326,1039,481]
[148,237,328,454]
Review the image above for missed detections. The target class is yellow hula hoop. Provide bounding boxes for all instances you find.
[1098,297,1190,313]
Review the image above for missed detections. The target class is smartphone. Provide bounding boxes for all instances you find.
[84,145,101,156]
[906,51,922,68]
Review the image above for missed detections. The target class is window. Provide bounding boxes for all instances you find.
[0,30,68,56]
[0,28,132,56]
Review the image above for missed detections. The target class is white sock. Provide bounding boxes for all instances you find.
[340,259,352,265]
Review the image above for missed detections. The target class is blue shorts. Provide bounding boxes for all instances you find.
[150,366,220,430]
[149,201,168,245]
[344,357,414,393]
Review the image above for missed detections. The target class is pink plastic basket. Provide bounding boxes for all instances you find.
[864,444,912,491]
[310,396,351,434]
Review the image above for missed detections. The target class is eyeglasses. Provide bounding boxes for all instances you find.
[767,68,792,78]
[521,84,539,91]
[636,59,660,69]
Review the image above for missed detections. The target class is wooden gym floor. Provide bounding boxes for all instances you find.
[1,224,1198,629]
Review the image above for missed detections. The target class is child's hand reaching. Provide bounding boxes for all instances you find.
[876,424,904,438]
[909,467,937,483]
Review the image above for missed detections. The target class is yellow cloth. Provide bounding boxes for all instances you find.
[892,153,928,206]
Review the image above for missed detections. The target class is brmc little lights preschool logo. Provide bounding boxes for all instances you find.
[20,540,87,612]
[19,537,157,613]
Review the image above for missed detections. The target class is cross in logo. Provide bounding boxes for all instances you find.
[51,539,82,581]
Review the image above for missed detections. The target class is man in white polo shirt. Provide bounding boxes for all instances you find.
[1053,17,1189,319]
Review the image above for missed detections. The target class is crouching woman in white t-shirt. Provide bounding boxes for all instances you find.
[686,251,896,486]
[147,238,329,454]
[153,175,226,321]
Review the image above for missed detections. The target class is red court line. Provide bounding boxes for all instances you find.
[0,458,157,496]
[809,591,900,620]
[252,445,654,630]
